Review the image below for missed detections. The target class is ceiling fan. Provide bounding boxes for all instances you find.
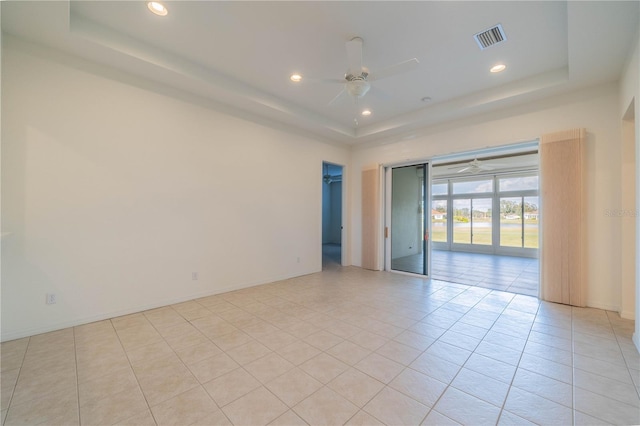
[449,158,495,173]
[320,37,420,108]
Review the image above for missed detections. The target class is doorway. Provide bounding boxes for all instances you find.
[430,146,540,296]
[322,162,343,269]
[385,162,431,276]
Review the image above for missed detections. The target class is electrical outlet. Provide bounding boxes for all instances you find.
[296,257,300,263]
[46,293,56,305]
[192,272,198,281]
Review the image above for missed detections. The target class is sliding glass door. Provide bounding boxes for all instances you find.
[386,163,431,276]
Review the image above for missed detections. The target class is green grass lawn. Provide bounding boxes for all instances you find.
[431,219,538,248]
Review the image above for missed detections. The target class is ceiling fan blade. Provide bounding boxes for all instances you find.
[369,58,419,81]
[473,161,537,169]
[328,88,347,106]
[457,167,472,173]
[345,37,363,76]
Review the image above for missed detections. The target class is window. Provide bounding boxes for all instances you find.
[452,179,493,194]
[432,171,538,254]
[499,175,538,191]
[432,182,448,196]
[432,199,447,243]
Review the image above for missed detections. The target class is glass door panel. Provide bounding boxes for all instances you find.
[431,200,447,243]
[524,196,539,248]
[453,199,471,244]
[391,165,427,275]
[471,198,492,245]
[500,197,523,247]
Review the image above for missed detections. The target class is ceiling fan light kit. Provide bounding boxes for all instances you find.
[345,79,371,98]
[311,36,420,123]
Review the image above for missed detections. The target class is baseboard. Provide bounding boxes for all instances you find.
[585,301,620,313]
[0,270,317,342]
[620,309,636,320]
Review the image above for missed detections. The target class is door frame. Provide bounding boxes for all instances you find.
[384,160,433,278]
[321,161,347,268]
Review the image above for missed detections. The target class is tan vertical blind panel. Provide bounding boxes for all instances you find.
[540,128,586,306]
[362,166,381,270]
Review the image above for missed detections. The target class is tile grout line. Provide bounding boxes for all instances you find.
[401,284,514,425]
[494,296,540,425]
[185,296,347,424]
[608,311,640,400]
[110,316,159,425]
[2,336,30,426]
[441,285,514,424]
[72,327,81,425]
[570,309,640,424]
[151,306,238,425]
[225,295,393,425]
[4,269,635,426]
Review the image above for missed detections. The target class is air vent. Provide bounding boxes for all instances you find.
[474,24,506,50]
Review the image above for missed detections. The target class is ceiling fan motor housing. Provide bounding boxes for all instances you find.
[346,79,371,98]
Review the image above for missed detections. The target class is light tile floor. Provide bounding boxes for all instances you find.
[1,267,638,426]
[395,250,539,297]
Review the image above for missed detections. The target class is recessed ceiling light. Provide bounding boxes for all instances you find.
[147,2,168,16]
[290,74,302,82]
[490,64,506,73]
[421,96,432,102]
[361,109,372,116]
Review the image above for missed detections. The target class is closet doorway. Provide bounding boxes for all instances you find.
[322,162,343,269]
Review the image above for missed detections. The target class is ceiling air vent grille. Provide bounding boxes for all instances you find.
[474,24,506,50]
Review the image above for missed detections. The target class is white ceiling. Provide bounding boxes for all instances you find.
[2,1,638,145]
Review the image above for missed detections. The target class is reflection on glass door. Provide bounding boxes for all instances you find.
[390,164,429,275]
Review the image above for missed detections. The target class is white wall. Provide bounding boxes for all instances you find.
[619,28,640,349]
[1,39,349,341]
[350,83,624,313]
